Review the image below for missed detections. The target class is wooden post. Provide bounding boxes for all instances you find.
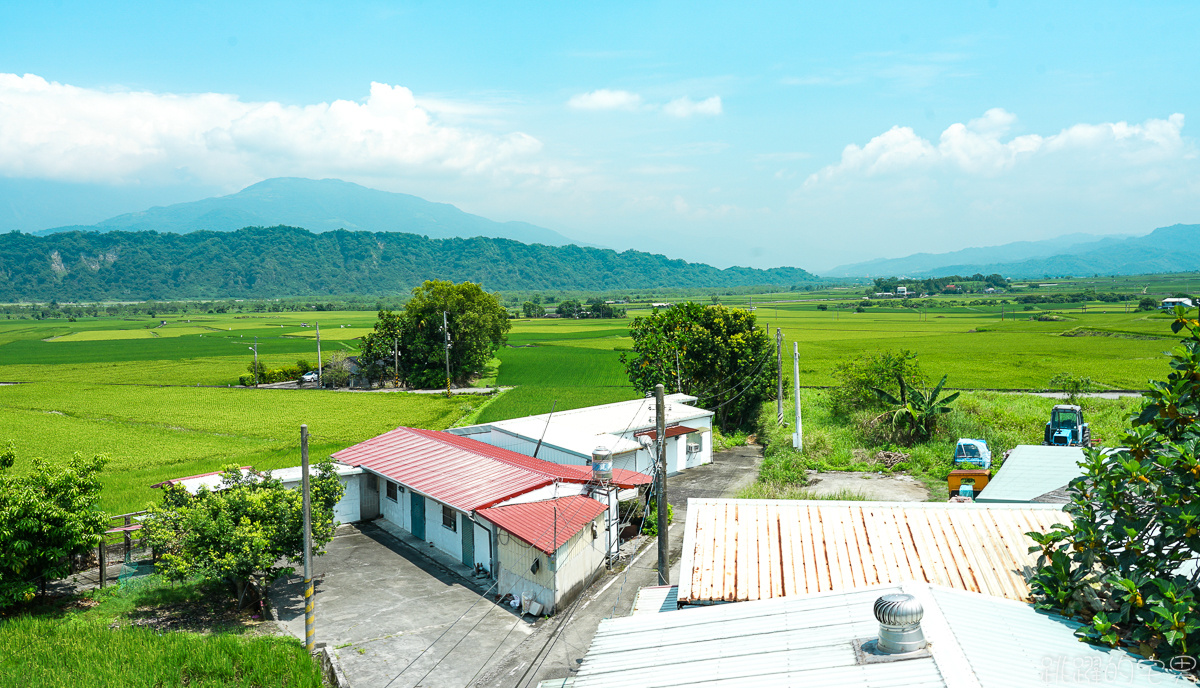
[98,539,106,589]
[124,514,132,563]
[302,425,315,652]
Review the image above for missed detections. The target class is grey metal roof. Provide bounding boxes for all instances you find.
[976,445,1085,503]
[568,582,1191,688]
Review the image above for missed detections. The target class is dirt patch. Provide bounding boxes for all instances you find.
[120,591,267,635]
[804,470,930,502]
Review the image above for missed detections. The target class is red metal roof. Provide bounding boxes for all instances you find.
[432,431,651,489]
[476,495,609,555]
[332,427,553,511]
[633,425,698,441]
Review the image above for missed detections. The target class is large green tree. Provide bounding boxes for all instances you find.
[0,447,109,607]
[1028,305,1200,668]
[389,280,510,389]
[620,302,774,431]
[358,308,406,385]
[144,463,344,608]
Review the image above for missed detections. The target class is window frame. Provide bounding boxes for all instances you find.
[442,505,457,532]
[386,480,398,502]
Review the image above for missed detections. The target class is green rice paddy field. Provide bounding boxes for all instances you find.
[0,300,1183,514]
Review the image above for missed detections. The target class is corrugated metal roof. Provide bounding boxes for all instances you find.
[429,430,651,489]
[678,498,1071,604]
[631,585,679,615]
[975,445,1086,503]
[151,467,252,493]
[332,427,552,512]
[633,425,698,441]
[568,582,1191,688]
[476,495,607,554]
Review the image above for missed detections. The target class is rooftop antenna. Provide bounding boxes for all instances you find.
[532,400,556,458]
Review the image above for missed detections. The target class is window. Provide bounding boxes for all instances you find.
[386,481,398,502]
[442,505,457,532]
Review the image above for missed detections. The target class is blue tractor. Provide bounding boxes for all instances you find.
[1044,404,1090,446]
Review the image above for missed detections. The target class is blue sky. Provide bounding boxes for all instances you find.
[2,0,1198,271]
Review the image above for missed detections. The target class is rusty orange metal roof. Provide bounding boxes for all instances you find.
[476,495,608,555]
[332,427,553,511]
[678,498,1072,604]
[633,424,698,441]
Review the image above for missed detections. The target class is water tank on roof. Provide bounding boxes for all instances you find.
[591,447,613,483]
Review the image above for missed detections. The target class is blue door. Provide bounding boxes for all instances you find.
[461,519,474,568]
[410,493,425,540]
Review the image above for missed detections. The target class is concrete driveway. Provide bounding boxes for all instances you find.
[270,521,535,688]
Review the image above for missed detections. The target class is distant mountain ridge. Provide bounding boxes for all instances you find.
[34,177,580,247]
[827,225,1200,278]
[827,232,1133,277]
[6,226,816,301]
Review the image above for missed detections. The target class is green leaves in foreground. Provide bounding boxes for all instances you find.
[0,447,108,608]
[1028,304,1200,668]
[143,462,344,608]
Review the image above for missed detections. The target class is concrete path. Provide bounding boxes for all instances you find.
[269,522,535,688]
[473,445,764,688]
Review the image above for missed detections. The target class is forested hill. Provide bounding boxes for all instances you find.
[5,226,816,300]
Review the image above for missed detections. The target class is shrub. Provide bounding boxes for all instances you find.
[828,349,924,416]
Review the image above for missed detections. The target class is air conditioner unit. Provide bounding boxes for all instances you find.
[686,443,701,454]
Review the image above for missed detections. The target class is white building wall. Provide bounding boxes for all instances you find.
[494,482,587,508]
[552,513,608,610]
[426,497,463,563]
[482,429,588,466]
[378,475,410,531]
[471,520,494,574]
[280,472,364,524]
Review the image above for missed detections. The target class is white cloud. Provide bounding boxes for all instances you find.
[566,89,642,111]
[662,96,722,118]
[806,108,1187,185]
[566,90,722,117]
[0,73,544,186]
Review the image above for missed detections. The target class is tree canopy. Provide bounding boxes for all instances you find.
[359,280,510,389]
[620,302,774,431]
[0,447,109,607]
[144,462,344,607]
[1028,305,1200,668]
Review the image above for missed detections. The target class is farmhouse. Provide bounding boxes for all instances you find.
[677,498,1070,605]
[331,426,651,613]
[452,394,713,476]
[1161,297,1195,309]
[563,581,1191,687]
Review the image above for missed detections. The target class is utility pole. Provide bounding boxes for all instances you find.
[315,322,322,387]
[655,383,668,586]
[250,337,259,387]
[442,311,452,397]
[301,425,315,652]
[393,337,399,388]
[674,347,682,394]
[792,342,803,451]
[776,328,783,424]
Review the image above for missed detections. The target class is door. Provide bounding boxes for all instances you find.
[360,475,380,520]
[410,493,425,540]
[461,518,475,568]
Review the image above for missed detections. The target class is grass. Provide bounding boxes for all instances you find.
[750,389,1142,500]
[0,577,323,688]
[0,383,478,514]
[476,386,639,424]
[737,483,870,500]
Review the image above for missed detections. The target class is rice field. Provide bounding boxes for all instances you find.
[0,301,1183,513]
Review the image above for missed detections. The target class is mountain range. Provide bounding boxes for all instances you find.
[33,177,579,247]
[828,225,1200,278]
[10,226,815,301]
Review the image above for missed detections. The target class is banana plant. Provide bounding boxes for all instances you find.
[870,374,960,443]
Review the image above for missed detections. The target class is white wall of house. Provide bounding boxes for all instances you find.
[471,519,494,574]
[425,496,463,563]
[493,511,607,614]
[378,475,410,531]
[495,482,586,508]
[280,472,364,525]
